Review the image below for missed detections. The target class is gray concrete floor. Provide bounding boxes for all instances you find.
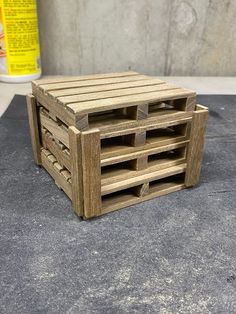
[0,94,235,313]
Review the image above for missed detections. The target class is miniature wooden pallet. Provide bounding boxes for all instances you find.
[27,71,208,219]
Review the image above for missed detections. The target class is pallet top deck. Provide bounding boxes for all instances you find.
[32,72,196,116]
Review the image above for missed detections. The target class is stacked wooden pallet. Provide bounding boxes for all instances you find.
[27,71,208,219]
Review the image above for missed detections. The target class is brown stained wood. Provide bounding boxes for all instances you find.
[166,97,189,111]
[99,114,193,139]
[32,91,75,126]
[26,94,42,165]
[29,72,207,219]
[81,129,102,218]
[47,154,57,163]
[129,127,148,174]
[186,95,196,111]
[137,104,149,120]
[134,183,150,197]
[101,164,186,196]
[68,127,84,217]
[38,75,150,93]
[49,79,165,98]
[61,170,71,182]
[57,84,178,105]
[130,156,148,171]
[101,157,185,188]
[40,110,69,147]
[102,182,185,215]
[124,131,146,147]
[41,150,72,199]
[54,162,64,172]
[32,71,140,88]
[75,114,89,131]
[41,132,71,171]
[127,104,149,120]
[101,153,186,184]
[101,141,188,167]
[185,105,208,187]
[67,89,195,115]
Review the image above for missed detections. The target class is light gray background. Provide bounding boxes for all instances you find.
[37,0,236,76]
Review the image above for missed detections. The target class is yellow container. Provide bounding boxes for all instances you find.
[0,0,41,82]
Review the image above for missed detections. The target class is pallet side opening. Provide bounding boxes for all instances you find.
[102,172,186,214]
[148,98,187,117]
[146,123,187,144]
[148,147,186,167]
[149,172,185,190]
[89,108,136,129]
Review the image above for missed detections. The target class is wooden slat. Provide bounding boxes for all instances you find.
[81,129,102,218]
[49,78,165,98]
[101,157,185,187]
[38,75,150,93]
[40,110,69,147]
[42,132,71,171]
[101,134,187,166]
[102,182,185,215]
[57,84,179,105]
[101,164,186,196]
[26,94,41,165]
[185,105,208,186]
[34,92,75,126]
[41,150,72,199]
[32,71,140,87]
[68,127,84,217]
[101,141,188,167]
[99,114,193,139]
[67,89,196,115]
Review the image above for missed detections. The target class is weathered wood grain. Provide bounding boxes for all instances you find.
[102,164,186,195]
[67,89,195,115]
[49,78,165,98]
[102,182,185,215]
[57,84,178,105]
[185,105,208,186]
[40,109,69,147]
[41,149,72,199]
[29,72,209,219]
[68,127,84,216]
[32,71,140,88]
[81,129,102,218]
[42,131,71,171]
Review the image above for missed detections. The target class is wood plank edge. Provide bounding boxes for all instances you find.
[101,183,185,215]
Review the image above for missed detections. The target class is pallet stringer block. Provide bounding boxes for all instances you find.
[186,95,197,111]
[74,114,89,131]
[124,131,146,147]
[127,103,149,120]
[129,126,149,194]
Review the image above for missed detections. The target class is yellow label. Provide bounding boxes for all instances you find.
[0,0,41,76]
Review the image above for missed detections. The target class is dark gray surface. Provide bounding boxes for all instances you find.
[0,95,235,314]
